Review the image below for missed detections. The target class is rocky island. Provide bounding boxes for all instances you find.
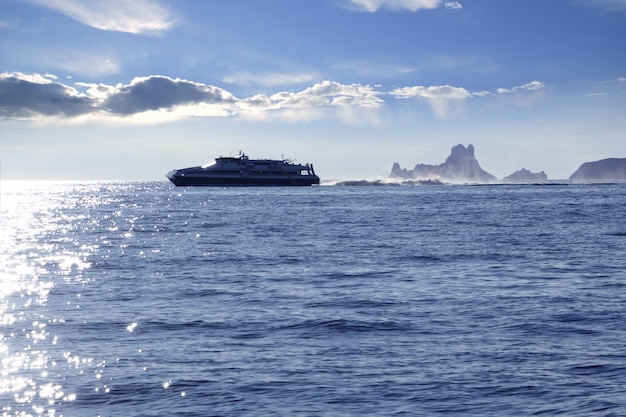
[502,168,548,183]
[390,144,497,183]
[569,158,626,183]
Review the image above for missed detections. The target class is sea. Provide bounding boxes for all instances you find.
[1,181,625,417]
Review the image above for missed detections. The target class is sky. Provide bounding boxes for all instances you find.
[1,0,625,181]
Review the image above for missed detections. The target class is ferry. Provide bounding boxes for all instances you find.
[166,152,320,186]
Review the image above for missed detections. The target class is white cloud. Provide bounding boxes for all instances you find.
[445,2,463,9]
[494,81,547,107]
[237,81,384,123]
[271,81,383,109]
[390,81,546,117]
[392,85,472,100]
[346,0,442,12]
[391,85,475,117]
[28,0,176,35]
[496,80,545,94]
[4,72,56,85]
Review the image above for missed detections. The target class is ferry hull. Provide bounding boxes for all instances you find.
[167,173,320,187]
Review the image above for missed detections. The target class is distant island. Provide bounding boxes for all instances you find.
[502,168,548,183]
[389,144,625,183]
[569,158,626,183]
[390,144,497,183]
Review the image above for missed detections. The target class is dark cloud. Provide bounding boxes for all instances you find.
[102,76,236,115]
[0,74,95,119]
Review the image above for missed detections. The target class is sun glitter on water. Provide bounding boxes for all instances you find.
[0,182,103,414]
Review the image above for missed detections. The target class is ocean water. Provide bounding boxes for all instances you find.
[1,181,625,417]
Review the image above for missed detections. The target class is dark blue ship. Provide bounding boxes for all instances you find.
[166,152,320,186]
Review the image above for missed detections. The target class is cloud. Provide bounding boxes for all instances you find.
[0,73,547,123]
[390,81,546,117]
[97,76,236,115]
[346,0,442,12]
[445,2,463,9]
[237,81,383,123]
[0,72,95,119]
[493,81,547,107]
[391,85,472,100]
[496,80,545,94]
[578,0,626,12]
[391,85,476,117]
[222,72,318,87]
[269,81,383,109]
[28,0,176,35]
[0,73,383,123]
[586,76,626,96]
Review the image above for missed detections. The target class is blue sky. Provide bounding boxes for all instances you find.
[1,0,625,180]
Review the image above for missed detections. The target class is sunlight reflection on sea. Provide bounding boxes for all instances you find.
[1,182,101,416]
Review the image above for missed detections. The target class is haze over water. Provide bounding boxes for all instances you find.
[1,181,625,416]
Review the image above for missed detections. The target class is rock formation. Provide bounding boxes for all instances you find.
[569,158,626,183]
[502,168,548,183]
[390,144,497,183]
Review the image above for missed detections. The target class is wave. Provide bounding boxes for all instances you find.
[323,179,578,186]
[324,178,446,186]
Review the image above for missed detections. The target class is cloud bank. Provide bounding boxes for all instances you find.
[0,73,383,123]
[28,0,176,35]
[0,72,545,123]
